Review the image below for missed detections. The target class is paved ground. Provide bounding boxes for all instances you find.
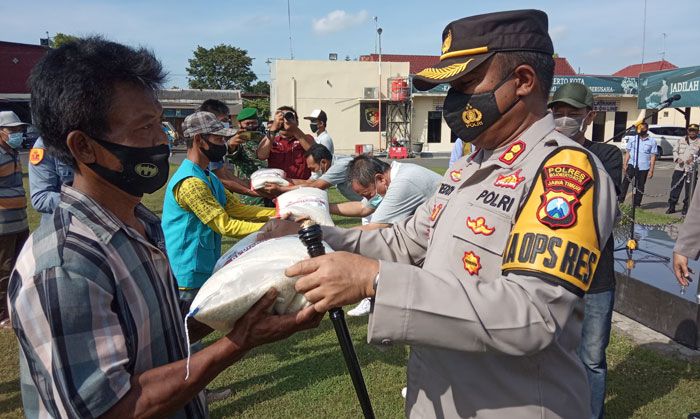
[612,312,700,361]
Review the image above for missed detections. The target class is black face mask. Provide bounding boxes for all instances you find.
[442,72,520,143]
[87,137,170,197]
[310,123,319,133]
[201,136,228,163]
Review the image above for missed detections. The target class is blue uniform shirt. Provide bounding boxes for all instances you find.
[626,135,657,171]
[28,137,74,222]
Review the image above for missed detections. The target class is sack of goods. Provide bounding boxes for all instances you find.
[187,236,333,332]
[276,187,335,226]
[250,168,289,190]
[213,232,261,273]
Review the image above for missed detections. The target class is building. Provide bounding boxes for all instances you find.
[157,89,243,135]
[271,55,699,155]
[0,41,49,122]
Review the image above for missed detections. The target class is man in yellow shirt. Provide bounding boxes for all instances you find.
[162,111,276,309]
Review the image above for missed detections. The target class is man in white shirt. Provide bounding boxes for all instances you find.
[304,109,334,156]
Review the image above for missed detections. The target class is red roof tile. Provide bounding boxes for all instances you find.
[554,57,577,76]
[612,60,678,77]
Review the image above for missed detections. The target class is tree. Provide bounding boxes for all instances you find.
[51,33,79,48]
[187,44,256,90]
[248,81,270,96]
[243,97,270,121]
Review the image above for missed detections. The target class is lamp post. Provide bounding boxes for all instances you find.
[377,27,383,152]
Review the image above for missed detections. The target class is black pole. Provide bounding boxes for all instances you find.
[298,221,375,419]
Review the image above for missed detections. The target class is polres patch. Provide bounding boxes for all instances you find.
[536,164,592,229]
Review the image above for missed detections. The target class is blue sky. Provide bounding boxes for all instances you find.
[2,0,698,88]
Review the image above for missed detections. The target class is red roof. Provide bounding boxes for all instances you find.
[360,53,578,76]
[612,60,678,77]
[554,57,576,76]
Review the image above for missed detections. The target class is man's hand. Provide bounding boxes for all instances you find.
[257,218,303,241]
[228,134,247,149]
[224,289,323,357]
[261,182,283,196]
[648,169,654,179]
[673,252,693,287]
[287,252,380,313]
[269,111,284,132]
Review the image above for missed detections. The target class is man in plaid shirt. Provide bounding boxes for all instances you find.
[8,37,321,418]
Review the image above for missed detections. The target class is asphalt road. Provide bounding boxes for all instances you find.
[18,149,680,214]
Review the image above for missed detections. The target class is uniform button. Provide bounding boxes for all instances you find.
[381,339,392,346]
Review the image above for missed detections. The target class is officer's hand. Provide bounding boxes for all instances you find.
[257,218,302,242]
[287,252,379,313]
[673,252,693,287]
[225,288,323,354]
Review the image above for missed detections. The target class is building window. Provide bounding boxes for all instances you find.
[663,111,669,117]
[427,111,442,143]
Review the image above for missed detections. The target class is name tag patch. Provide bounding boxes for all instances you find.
[438,183,455,196]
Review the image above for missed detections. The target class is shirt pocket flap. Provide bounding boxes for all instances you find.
[452,204,512,256]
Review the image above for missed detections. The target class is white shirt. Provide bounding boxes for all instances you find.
[316,131,334,156]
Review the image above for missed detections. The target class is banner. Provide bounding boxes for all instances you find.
[638,65,700,109]
[359,102,387,132]
[551,76,638,96]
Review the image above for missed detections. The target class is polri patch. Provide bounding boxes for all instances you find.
[466,216,494,236]
[29,148,44,165]
[498,141,526,165]
[463,251,481,276]
[537,164,592,229]
[494,169,525,189]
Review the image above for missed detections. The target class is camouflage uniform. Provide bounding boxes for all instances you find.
[227,141,267,205]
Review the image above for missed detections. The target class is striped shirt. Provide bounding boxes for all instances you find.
[8,185,207,418]
[0,146,28,234]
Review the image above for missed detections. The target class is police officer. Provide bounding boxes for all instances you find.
[260,10,616,418]
[28,137,74,223]
[666,123,700,215]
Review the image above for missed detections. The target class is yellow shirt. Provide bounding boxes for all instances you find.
[174,176,275,238]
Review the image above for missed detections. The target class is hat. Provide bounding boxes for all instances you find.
[237,107,258,122]
[182,111,237,138]
[689,124,699,131]
[303,109,327,123]
[0,111,29,128]
[548,82,594,109]
[413,9,554,91]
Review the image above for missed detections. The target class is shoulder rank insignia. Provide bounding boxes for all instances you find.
[537,164,592,229]
[29,148,44,165]
[498,140,526,165]
[466,216,495,235]
[494,169,525,189]
[449,169,462,182]
[463,251,481,276]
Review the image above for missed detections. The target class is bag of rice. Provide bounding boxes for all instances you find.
[213,232,261,273]
[250,168,289,190]
[276,187,335,226]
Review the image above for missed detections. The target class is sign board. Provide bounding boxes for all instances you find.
[638,65,700,109]
[359,101,387,132]
[551,76,638,96]
[593,100,618,112]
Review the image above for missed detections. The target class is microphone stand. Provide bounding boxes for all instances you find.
[298,221,375,419]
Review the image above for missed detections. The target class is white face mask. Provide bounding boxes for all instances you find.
[554,112,590,138]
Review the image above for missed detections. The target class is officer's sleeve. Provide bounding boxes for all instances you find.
[365,149,616,355]
[28,153,61,214]
[675,179,700,259]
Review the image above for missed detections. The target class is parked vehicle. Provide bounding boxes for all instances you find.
[619,125,687,158]
[22,125,40,149]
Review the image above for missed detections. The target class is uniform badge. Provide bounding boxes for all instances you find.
[430,203,444,221]
[462,251,481,276]
[466,216,495,236]
[449,169,462,182]
[29,148,44,165]
[537,164,592,229]
[498,141,526,165]
[494,169,525,189]
[442,30,452,54]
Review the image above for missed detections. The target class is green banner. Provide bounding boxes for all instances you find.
[638,66,700,109]
[551,76,638,96]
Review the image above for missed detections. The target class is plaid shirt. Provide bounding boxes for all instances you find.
[8,185,207,418]
[0,146,28,235]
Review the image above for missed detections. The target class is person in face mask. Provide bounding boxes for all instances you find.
[304,109,334,156]
[162,111,277,308]
[255,10,617,417]
[0,111,29,330]
[619,121,657,207]
[9,38,321,419]
[549,82,622,419]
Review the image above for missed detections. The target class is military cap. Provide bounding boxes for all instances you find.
[237,107,258,122]
[548,82,594,109]
[413,9,554,91]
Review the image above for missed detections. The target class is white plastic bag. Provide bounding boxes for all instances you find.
[250,168,289,190]
[276,187,335,226]
[213,232,261,273]
[188,236,333,333]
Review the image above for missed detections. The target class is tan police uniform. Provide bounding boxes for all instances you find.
[321,114,616,418]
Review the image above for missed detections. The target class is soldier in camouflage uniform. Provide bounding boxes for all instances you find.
[228,108,267,205]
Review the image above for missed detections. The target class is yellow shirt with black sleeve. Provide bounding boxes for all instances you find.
[174,176,275,238]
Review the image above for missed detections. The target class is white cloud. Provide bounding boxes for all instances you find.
[312,10,369,34]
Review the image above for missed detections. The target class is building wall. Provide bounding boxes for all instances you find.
[271,60,410,154]
[0,42,47,94]
[411,95,453,152]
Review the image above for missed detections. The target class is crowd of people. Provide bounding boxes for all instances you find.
[0,8,699,419]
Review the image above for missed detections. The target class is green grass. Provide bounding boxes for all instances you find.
[4,164,699,418]
[619,203,682,226]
